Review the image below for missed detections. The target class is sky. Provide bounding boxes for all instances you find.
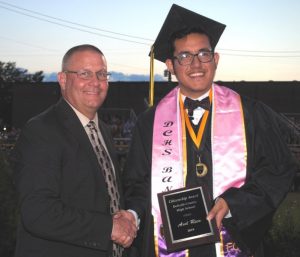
[0,0,300,81]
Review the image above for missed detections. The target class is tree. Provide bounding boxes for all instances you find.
[0,61,44,87]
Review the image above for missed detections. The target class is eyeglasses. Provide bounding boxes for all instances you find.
[64,70,111,81]
[173,49,214,66]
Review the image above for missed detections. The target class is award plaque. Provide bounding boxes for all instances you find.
[157,185,220,252]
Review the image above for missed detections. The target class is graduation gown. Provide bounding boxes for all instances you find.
[123,94,297,257]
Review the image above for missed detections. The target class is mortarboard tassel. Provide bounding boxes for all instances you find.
[149,44,155,107]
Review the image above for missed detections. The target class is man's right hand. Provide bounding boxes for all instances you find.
[111,210,137,248]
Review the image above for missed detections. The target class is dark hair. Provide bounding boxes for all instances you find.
[61,44,104,71]
[168,27,213,59]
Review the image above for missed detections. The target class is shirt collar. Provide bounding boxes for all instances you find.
[64,99,98,128]
[180,89,210,102]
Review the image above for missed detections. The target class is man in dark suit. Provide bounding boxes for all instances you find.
[11,44,137,257]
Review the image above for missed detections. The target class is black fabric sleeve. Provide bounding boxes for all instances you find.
[220,98,297,253]
[122,109,154,221]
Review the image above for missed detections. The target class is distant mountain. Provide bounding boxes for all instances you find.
[43,72,58,82]
[43,71,166,82]
[110,71,166,82]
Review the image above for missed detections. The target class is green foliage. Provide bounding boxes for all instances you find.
[0,61,44,87]
[264,192,300,257]
[0,150,18,257]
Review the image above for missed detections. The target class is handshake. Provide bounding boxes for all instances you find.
[111,210,138,248]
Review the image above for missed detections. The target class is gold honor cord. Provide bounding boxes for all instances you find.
[180,99,188,187]
[220,229,225,256]
[149,45,155,107]
[154,216,159,257]
[179,90,212,149]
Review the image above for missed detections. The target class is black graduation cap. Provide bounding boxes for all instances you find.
[151,4,226,63]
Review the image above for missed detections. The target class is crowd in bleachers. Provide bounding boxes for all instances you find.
[0,127,20,154]
[99,108,137,139]
[0,108,137,156]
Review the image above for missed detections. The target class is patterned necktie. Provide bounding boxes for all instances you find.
[86,121,123,257]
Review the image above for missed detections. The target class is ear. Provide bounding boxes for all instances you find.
[165,59,175,75]
[213,52,220,69]
[57,72,66,91]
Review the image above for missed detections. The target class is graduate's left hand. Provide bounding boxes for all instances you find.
[206,198,229,230]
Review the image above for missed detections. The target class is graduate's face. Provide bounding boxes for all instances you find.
[58,50,109,120]
[166,33,219,98]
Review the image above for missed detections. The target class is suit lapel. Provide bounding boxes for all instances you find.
[54,99,108,193]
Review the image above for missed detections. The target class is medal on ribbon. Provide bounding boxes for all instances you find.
[180,90,212,178]
[196,155,208,177]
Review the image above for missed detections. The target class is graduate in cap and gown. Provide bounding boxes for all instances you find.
[123,4,297,257]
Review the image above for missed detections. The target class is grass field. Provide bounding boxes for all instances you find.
[264,192,300,257]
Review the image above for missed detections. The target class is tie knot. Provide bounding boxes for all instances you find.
[87,120,96,128]
[184,96,210,111]
[87,121,98,133]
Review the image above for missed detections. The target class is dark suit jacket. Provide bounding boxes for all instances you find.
[11,98,125,257]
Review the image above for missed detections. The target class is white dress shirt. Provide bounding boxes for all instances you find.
[181,91,210,125]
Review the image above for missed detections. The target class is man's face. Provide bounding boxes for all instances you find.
[166,33,219,98]
[58,50,109,119]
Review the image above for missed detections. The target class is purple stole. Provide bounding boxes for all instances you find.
[151,84,247,257]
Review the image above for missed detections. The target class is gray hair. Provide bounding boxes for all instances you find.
[61,44,104,71]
